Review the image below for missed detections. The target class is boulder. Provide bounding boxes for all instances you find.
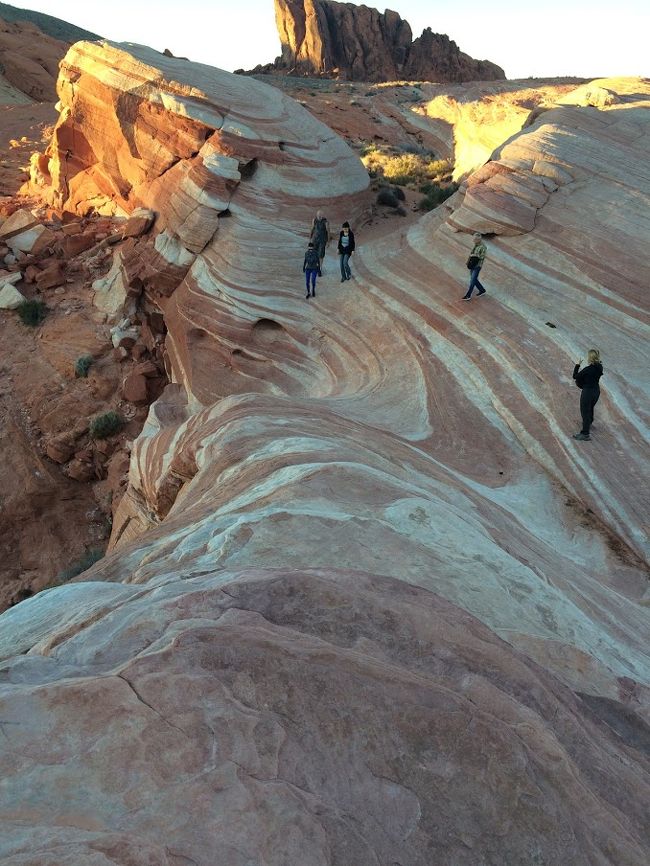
[61,232,96,257]
[8,224,55,255]
[64,457,96,482]
[35,262,65,289]
[0,208,54,255]
[0,207,38,240]
[24,265,39,284]
[0,271,22,287]
[133,359,159,378]
[121,207,155,238]
[45,435,76,464]
[110,325,140,349]
[0,283,25,309]
[61,222,83,236]
[93,250,129,319]
[121,369,148,403]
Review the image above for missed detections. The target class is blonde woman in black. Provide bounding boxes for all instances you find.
[572,349,603,441]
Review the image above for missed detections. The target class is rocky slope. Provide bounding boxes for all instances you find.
[0,1,99,42]
[269,0,505,82]
[0,40,648,863]
[0,197,171,607]
[0,16,72,102]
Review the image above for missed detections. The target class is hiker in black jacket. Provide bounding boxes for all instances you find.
[303,241,320,299]
[338,222,355,282]
[572,349,603,440]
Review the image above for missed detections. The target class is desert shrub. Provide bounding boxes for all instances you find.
[395,206,407,216]
[75,355,93,378]
[383,153,425,184]
[392,186,405,201]
[16,299,47,327]
[376,188,399,208]
[418,182,459,212]
[89,410,123,439]
[359,142,379,158]
[361,145,453,187]
[56,548,104,583]
[425,158,453,179]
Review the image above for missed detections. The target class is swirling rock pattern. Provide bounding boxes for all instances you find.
[0,570,648,865]
[3,46,650,865]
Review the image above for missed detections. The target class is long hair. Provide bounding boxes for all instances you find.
[587,348,601,365]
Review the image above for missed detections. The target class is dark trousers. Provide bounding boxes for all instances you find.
[339,253,352,279]
[464,267,485,298]
[580,387,600,434]
[305,269,317,294]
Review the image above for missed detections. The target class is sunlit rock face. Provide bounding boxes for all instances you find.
[272,0,505,82]
[4,47,650,865]
[418,80,581,180]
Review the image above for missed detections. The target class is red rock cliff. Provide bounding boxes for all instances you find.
[273,0,505,81]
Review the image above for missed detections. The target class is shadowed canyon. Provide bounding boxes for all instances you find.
[0,9,648,866]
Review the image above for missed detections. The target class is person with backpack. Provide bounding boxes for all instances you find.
[309,210,330,273]
[572,349,603,440]
[303,241,320,299]
[462,232,488,300]
[338,221,355,282]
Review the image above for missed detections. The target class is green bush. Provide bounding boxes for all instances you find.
[16,299,47,327]
[56,548,104,583]
[377,188,399,208]
[383,153,424,184]
[361,145,453,188]
[418,183,459,212]
[75,355,93,378]
[89,410,123,439]
[359,142,379,158]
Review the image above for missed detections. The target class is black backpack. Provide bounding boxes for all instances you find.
[305,248,320,270]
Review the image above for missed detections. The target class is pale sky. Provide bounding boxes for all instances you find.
[11,0,649,79]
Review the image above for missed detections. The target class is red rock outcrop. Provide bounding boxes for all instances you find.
[271,0,505,82]
[2,41,649,863]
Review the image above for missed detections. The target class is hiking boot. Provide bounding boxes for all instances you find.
[573,432,591,441]
[477,290,486,296]
[461,296,471,301]
[340,278,346,283]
